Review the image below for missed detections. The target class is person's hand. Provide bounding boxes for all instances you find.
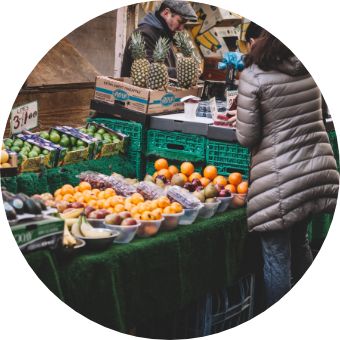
[227,110,237,128]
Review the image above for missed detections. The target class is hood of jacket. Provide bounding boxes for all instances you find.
[139,12,163,30]
[275,56,307,76]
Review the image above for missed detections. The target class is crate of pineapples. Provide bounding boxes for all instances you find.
[94,32,203,115]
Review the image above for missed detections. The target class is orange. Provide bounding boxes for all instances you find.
[74,186,80,192]
[228,172,243,186]
[60,184,74,196]
[237,181,249,194]
[83,192,96,203]
[163,206,176,214]
[55,194,64,202]
[73,192,83,200]
[178,173,188,183]
[97,191,106,200]
[107,207,115,214]
[87,200,99,209]
[203,165,218,180]
[149,200,159,211]
[213,175,228,187]
[225,184,237,193]
[131,193,144,205]
[180,162,195,176]
[152,171,159,179]
[171,202,183,213]
[141,211,153,220]
[158,168,172,180]
[63,193,75,203]
[104,188,116,199]
[157,196,171,208]
[154,158,169,171]
[54,188,62,197]
[133,213,142,220]
[168,165,179,176]
[103,200,112,210]
[152,208,163,220]
[200,177,211,187]
[114,204,125,213]
[130,206,140,216]
[124,201,135,211]
[110,196,125,206]
[97,199,106,209]
[189,172,202,182]
[78,181,91,192]
[91,188,100,196]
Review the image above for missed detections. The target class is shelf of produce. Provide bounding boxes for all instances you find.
[24,208,249,333]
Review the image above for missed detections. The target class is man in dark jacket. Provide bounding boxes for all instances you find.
[121,0,197,79]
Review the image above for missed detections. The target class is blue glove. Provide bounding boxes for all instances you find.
[218,52,245,71]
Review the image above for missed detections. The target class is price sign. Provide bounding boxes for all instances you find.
[10,101,38,134]
[209,97,218,120]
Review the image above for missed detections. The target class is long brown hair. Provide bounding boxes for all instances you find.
[244,30,294,70]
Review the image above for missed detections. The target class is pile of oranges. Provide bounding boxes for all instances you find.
[53,182,183,220]
[152,158,248,194]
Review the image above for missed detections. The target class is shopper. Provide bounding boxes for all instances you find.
[121,0,197,79]
[236,29,339,308]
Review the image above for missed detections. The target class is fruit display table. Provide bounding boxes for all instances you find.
[23,208,248,333]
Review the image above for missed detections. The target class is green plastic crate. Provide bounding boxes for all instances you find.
[328,130,339,169]
[147,130,206,162]
[87,117,146,153]
[145,156,205,177]
[206,140,250,179]
[126,150,146,180]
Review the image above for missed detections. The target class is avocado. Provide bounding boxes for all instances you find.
[4,202,17,220]
[9,197,25,214]
[16,193,30,201]
[23,198,42,215]
[33,199,47,211]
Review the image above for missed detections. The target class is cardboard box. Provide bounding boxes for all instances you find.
[80,122,127,158]
[197,27,240,58]
[150,113,213,136]
[50,126,97,165]
[207,125,238,142]
[192,3,242,33]
[94,77,203,115]
[11,216,64,254]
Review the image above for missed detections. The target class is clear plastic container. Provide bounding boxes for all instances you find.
[178,205,203,225]
[161,211,185,231]
[198,201,221,218]
[230,193,247,208]
[104,223,141,243]
[136,218,164,238]
[216,196,233,213]
[87,219,105,228]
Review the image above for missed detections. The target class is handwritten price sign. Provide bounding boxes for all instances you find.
[10,101,38,134]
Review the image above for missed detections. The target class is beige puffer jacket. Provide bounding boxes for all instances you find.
[236,56,339,232]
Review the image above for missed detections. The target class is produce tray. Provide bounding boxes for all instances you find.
[206,139,250,178]
[147,129,207,162]
[145,156,204,177]
[87,117,146,153]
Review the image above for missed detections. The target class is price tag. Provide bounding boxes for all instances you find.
[10,101,38,134]
[209,97,218,120]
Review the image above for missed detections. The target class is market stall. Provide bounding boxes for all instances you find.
[1,1,338,338]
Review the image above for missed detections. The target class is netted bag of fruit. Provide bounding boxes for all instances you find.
[78,171,110,190]
[166,185,202,209]
[136,181,165,200]
[106,175,137,196]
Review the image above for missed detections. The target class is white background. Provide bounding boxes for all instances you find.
[0,0,339,339]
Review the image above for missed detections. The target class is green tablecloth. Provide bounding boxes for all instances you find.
[25,209,248,333]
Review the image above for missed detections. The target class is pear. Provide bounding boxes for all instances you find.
[193,190,205,203]
[171,173,186,187]
[204,183,219,199]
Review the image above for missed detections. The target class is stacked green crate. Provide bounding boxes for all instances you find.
[146,129,206,175]
[206,139,250,179]
[328,130,339,170]
[87,117,146,179]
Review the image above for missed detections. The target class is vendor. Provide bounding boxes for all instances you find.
[120,0,197,79]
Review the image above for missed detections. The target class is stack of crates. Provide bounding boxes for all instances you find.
[146,129,207,175]
[87,117,147,179]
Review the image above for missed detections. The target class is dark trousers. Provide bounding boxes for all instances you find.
[260,217,313,308]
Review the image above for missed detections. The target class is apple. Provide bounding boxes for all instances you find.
[218,189,232,197]
[119,211,132,220]
[71,202,85,209]
[121,218,138,226]
[85,206,96,217]
[104,213,123,225]
[97,209,110,217]
[215,184,224,193]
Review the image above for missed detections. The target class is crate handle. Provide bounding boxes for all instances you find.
[25,223,38,231]
[167,143,184,150]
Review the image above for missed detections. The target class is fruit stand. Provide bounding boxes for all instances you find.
[1,2,338,337]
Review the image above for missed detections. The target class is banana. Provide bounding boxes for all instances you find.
[79,215,112,239]
[71,217,83,238]
[60,208,84,220]
[62,223,77,247]
[64,218,79,228]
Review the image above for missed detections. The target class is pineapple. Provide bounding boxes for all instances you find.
[147,37,170,90]
[175,32,199,89]
[130,31,150,88]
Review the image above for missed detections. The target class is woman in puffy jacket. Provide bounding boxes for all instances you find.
[236,28,339,308]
